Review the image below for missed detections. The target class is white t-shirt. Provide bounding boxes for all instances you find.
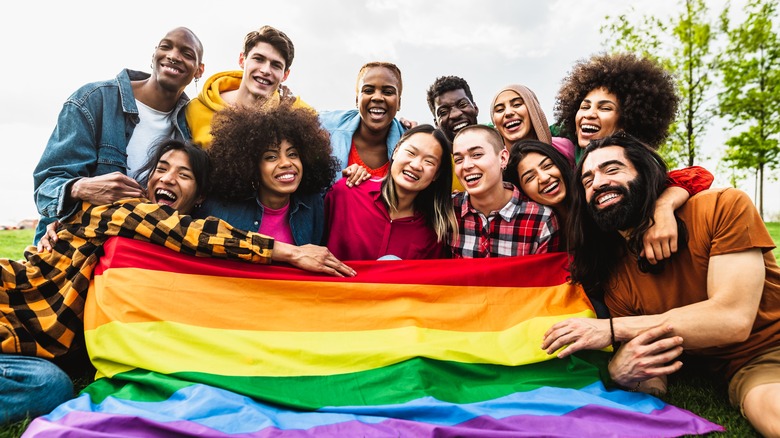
[126,100,176,178]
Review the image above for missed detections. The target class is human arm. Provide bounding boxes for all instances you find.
[272,242,356,277]
[542,249,765,356]
[608,325,683,394]
[63,199,356,276]
[643,167,714,264]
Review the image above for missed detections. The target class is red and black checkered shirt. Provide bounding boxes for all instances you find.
[1,199,273,358]
[449,183,560,258]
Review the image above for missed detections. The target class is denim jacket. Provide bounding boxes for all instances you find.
[32,69,191,242]
[195,192,325,246]
[318,109,405,185]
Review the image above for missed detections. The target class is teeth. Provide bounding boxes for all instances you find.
[276,173,296,181]
[155,189,177,201]
[453,122,468,131]
[255,77,271,85]
[597,192,618,204]
[402,170,419,181]
[369,108,385,114]
[541,181,558,194]
[464,174,481,182]
[581,124,599,133]
[505,120,521,128]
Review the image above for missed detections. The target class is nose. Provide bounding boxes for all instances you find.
[159,170,176,185]
[278,154,292,167]
[538,170,551,183]
[449,105,463,119]
[409,156,423,170]
[591,171,610,189]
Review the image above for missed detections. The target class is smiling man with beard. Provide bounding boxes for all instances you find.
[541,133,780,437]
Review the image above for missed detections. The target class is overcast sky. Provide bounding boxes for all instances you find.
[2,0,775,225]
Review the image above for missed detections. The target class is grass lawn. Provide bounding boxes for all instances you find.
[1,225,779,437]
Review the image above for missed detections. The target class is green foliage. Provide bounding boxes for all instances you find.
[718,0,780,217]
[601,0,720,168]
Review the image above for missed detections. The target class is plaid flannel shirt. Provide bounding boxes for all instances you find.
[450,183,560,258]
[1,198,273,358]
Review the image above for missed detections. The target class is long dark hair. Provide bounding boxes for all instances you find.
[134,139,210,200]
[504,139,574,213]
[380,124,457,242]
[568,133,686,295]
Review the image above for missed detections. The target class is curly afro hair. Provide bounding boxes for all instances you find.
[553,52,679,148]
[207,104,339,200]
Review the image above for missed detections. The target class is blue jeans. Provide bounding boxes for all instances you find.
[0,355,73,423]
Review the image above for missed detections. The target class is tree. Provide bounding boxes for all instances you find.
[718,0,780,218]
[601,0,720,169]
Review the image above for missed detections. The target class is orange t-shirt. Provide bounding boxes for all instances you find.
[606,188,780,379]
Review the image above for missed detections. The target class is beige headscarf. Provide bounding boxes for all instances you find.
[490,84,552,144]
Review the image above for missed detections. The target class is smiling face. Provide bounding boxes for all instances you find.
[492,90,533,146]
[239,41,290,101]
[147,149,202,214]
[257,139,302,208]
[575,87,621,148]
[581,145,638,212]
[434,89,479,141]
[356,66,401,133]
[517,152,566,210]
[390,132,443,197]
[152,27,204,94]
[452,129,508,200]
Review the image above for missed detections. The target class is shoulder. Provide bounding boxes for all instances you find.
[318,109,359,129]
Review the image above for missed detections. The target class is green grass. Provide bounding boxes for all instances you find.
[1,224,778,437]
[0,229,34,260]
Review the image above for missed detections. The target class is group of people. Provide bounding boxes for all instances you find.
[1,24,778,437]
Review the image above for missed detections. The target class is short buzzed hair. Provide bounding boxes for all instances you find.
[355,62,403,95]
[426,75,474,116]
[453,124,504,153]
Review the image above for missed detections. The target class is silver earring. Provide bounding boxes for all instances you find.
[194,77,199,89]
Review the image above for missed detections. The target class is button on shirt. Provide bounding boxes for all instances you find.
[450,183,560,258]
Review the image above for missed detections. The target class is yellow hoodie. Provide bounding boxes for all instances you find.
[185,70,312,148]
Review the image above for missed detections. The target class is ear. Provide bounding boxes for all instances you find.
[195,63,205,80]
[499,146,509,169]
[281,69,291,83]
[238,52,246,69]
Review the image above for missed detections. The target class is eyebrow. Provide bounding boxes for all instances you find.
[581,159,625,180]
[520,156,550,181]
[454,145,485,156]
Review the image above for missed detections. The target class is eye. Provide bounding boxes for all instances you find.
[472,152,483,159]
[383,88,396,96]
[287,149,300,158]
[582,177,593,188]
[453,156,463,164]
[457,100,470,109]
[272,61,285,70]
[424,159,436,166]
[263,153,278,161]
[437,107,450,118]
[362,86,375,94]
[493,105,504,114]
[179,172,193,180]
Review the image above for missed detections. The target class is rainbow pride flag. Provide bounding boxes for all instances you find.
[24,237,722,437]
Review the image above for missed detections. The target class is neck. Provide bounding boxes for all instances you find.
[355,121,390,147]
[389,187,416,219]
[470,184,512,216]
[132,79,181,112]
[259,192,290,211]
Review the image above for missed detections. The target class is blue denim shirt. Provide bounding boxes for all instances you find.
[32,69,192,243]
[194,192,325,246]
